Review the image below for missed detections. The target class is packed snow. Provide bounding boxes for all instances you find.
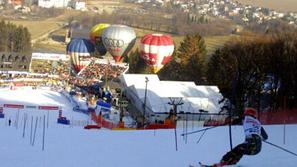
[0,87,296,167]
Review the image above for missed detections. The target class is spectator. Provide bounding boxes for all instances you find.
[8,118,11,126]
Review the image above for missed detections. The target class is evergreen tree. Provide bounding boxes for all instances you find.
[22,27,32,53]
[158,44,181,80]
[176,33,207,84]
[206,47,236,96]
[0,20,31,53]
[6,22,17,52]
[0,20,8,51]
[127,49,148,74]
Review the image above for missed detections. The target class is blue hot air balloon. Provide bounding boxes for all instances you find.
[66,38,95,74]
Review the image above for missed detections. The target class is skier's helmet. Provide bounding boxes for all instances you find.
[244,107,258,118]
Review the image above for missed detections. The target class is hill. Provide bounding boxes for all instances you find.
[232,0,297,12]
[37,25,234,55]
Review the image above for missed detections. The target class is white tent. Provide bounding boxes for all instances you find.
[119,74,224,117]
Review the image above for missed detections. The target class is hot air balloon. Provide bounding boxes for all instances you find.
[90,23,110,55]
[140,34,174,73]
[66,38,95,74]
[102,24,136,62]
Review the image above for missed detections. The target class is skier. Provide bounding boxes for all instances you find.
[202,107,268,167]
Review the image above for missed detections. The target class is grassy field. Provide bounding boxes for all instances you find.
[33,41,66,53]
[10,10,82,42]
[204,35,235,54]
[132,28,233,55]
[11,20,62,40]
[42,15,234,55]
[86,0,141,14]
[231,0,297,12]
[34,32,233,55]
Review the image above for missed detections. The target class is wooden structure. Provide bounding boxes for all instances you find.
[0,52,32,72]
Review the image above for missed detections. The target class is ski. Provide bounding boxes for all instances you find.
[198,162,212,167]
[188,162,211,167]
[188,162,241,167]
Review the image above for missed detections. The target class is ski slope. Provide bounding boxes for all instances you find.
[0,87,89,122]
[0,87,297,167]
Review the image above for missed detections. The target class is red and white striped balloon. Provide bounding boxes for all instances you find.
[140,34,174,73]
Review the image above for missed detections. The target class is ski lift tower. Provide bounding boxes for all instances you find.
[167,97,184,122]
[142,77,149,126]
[168,97,184,151]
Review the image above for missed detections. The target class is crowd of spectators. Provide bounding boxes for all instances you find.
[59,61,127,99]
[30,60,69,75]
[30,59,127,80]
[1,59,128,109]
[78,62,128,80]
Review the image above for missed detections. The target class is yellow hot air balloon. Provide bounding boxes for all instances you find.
[90,23,110,56]
[90,23,110,43]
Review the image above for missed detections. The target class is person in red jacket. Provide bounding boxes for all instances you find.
[209,107,268,167]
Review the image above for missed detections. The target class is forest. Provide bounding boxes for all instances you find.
[0,20,32,53]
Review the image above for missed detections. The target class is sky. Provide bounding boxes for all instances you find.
[0,87,297,167]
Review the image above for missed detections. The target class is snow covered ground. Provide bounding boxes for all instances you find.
[0,87,297,167]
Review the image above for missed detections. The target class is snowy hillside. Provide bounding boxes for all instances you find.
[0,88,296,167]
[0,87,89,123]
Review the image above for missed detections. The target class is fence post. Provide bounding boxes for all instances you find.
[42,115,46,151]
[22,113,27,138]
[47,110,49,129]
[32,117,38,146]
[30,116,33,145]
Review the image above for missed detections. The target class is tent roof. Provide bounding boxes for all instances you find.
[119,74,224,113]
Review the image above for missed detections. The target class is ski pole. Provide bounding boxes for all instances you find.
[264,140,297,157]
[174,128,178,151]
[181,126,218,136]
[196,129,207,144]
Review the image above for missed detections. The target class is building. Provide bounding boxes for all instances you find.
[8,0,22,5]
[0,52,32,72]
[69,0,85,10]
[37,0,86,9]
[38,0,71,8]
[24,0,38,5]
